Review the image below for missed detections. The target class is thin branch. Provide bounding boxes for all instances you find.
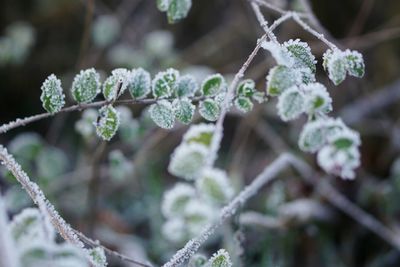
[250,2,279,43]
[0,96,205,135]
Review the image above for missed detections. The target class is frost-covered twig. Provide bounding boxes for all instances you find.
[162,154,291,267]
[250,2,278,43]
[0,96,205,135]
[0,191,20,267]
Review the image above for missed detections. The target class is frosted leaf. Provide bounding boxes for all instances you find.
[92,15,120,48]
[317,145,360,179]
[322,49,333,71]
[261,41,294,66]
[149,100,175,129]
[162,183,196,218]
[252,91,267,103]
[196,168,234,204]
[188,254,207,267]
[157,0,170,12]
[174,75,198,97]
[102,68,130,101]
[167,0,192,24]
[234,96,253,113]
[236,79,256,97]
[201,74,226,96]
[277,86,305,121]
[184,199,215,236]
[37,146,67,179]
[327,128,361,150]
[283,39,317,73]
[75,109,98,138]
[298,67,316,85]
[173,98,195,124]
[302,83,332,115]
[95,105,120,141]
[168,143,208,180]
[208,249,233,267]
[89,247,107,267]
[162,218,187,243]
[266,65,300,96]
[71,68,101,103]
[344,50,365,78]
[128,68,151,99]
[40,74,65,113]
[152,68,179,98]
[199,99,220,121]
[298,118,345,152]
[182,123,215,147]
[10,208,54,244]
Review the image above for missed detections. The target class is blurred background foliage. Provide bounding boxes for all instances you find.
[1,0,400,266]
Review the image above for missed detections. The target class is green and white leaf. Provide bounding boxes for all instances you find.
[344,49,365,78]
[283,39,317,73]
[199,99,220,121]
[234,96,253,113]
[102,68,130,101]
[172,98,195,124]
[167,0,192,24]
[277,86,305,121]
[201,74,226,96]
[128,68,151,99]
[303,83,332,115]
[196,168,234,204]
[183,123,215,147]
[266,65,300,96]
[40,74,65,113]
[95,105,120,141]
[174,74,198,97]
[161,182,196,218]
[152,68,179,98]
[149,100,175,129]
[208,249,233,267]
[71,68,100,103]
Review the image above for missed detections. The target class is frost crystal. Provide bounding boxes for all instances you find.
[199,99,220,121]
[168,143,208,180]
[71,68,101,103]
[236,79,256,97]
[302,83,332,114]
[173,98,195,124]
[40,74,65,113]
[344,49,365,78]
[266,65,301,96]
[89,247,107,267]
[102,68,130,101]
[182,123,215,147]
[95,105,120,141]
[152,68,179,98]
[174,74,198,97]
[277,86,305,121]
[128,68,151,99]
[317,145,360,179]
[208,249,232,267]
[234,96,253,113]
[261,41,294,66]
[162,183,196,218]
[283,39,317,73]
[201,74,226,96]
[184,199,215,236]
[196,168,234,204]
[149,100,175,129]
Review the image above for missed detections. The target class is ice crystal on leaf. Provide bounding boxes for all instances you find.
[266,65,301,96]
[40,74,65,113]
[277,86,305,121]
[199,99,220,121]
[128,68,151,99]
[302,83,332,115]
[95,105,120,141]
[283,39,317,73]
[208,249,233,267]
[71,68,100,103]
[174,74,198,97]
[89,247,107,267]
[317,145,360,179]
[162,183,196,218]
[184,199,215,236]
[196,168,234,204]
[234,96,254,113]
[149,100,175,129]
[236,79,256,97]
[168,143,208,180]
[152,68,179,98]
[102,68,130,101]
[173,98,195,124]
[261,41,294,66]
[182,123,215,147]
[201,74,226,97]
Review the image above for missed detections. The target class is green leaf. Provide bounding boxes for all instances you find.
[71,68,101,103]
[174,75,198,97]
[149,100,175,129]
[323,49,347,85]
[40,74,65,113]
[234,96,253,113]
[188,254,208,267]
[345,50,365,78]
[284,39,317,73]
[183,123,215,147]
[208,249,232,267]
[199,99,220,121]
[89,247,107,267]
[196,168,234,204]
[266,65,299,96]
[157,0,169,12]
[173,98,195,124]
[152,68,179,98]
[102,68,129,101]
[277,86,305,121]
[201,74,226,96]
[95,105,120,141]
[128,68,151,99]
[167,0,192,24]
[236,79,255,97]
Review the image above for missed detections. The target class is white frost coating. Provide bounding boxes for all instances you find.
[261,41,294,66]
[0,146,88,253]
[184,199,216,236]
[0,193,20,267]
[168,143,209,180]
[149,100,175,129]
[196,168,234,204]
[302,83,332,114]
[283,39,317,72]
[40,74,65,114]
[276,86,305,121]
[172,98,195,124]
[317,145,360,179]
[95,105,120,141]
[89,247,108,267]
[182,123,215,146]
[128,68,151,99]
[327,127,361,148]
[208,249,232,267]
[201,73,227,96]
[152,68,179,98]
[162,218,187,243]
[71,68,101,103]
[174,75,199,97]
[161,183,196,218]
[102,68,130,101]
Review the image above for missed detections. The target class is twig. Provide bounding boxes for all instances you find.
[0,96,205,135]
[0,191,20,267]
[250,2,279,43]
